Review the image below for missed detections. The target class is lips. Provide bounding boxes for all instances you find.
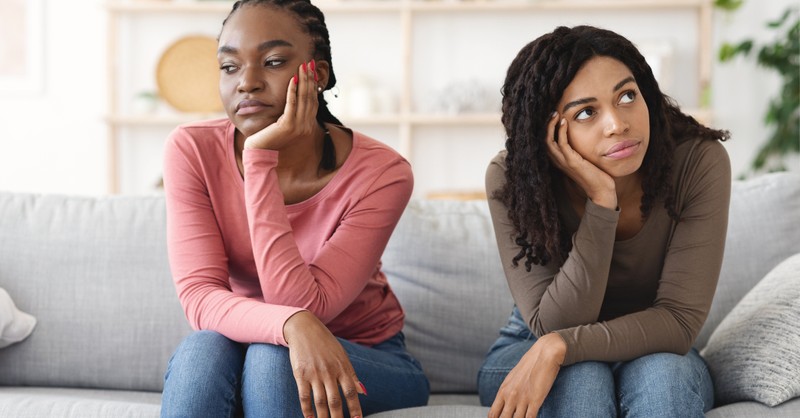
[236,99,269,115]
[603,140,640,160]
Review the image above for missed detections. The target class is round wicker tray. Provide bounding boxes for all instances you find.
[156,35,223,113]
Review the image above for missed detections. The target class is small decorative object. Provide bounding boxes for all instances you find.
[131,90,160,115]
[336,75,398,117]
[425,79,501,114]
[156,35,223,113]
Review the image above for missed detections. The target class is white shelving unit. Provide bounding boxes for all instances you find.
[105,0,713,195]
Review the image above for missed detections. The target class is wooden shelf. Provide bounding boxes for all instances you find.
[108,0,708,13]
[107,0,402,13]
[409,0,709,12]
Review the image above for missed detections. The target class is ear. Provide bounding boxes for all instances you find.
[314,59,331,92]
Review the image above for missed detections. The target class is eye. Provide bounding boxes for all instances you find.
[575,107,595,121]
[220,63,238,74]
[264,58,286,68]
[619,90,636,104]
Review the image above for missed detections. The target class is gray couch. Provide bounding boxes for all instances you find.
[1,171,798,418]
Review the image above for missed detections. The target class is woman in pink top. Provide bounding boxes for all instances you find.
[159,1,429,417]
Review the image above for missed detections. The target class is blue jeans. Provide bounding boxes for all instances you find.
[478,307,714,417]
[161,330,429,417]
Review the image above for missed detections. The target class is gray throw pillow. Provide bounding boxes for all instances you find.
[701,252,800,407]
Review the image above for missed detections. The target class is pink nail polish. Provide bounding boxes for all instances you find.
[301,62,307,72]
[358,381,368,396]
[293,75,298,85]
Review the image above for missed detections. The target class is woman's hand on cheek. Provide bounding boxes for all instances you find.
[545,113,617,209]
[244,60,320,151]
[488,333,566,418]
[284,311,366,418]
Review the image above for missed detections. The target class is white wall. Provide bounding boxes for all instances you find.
[0,0,795,195]
[0,0,108,195]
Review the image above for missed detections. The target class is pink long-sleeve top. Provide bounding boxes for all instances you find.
[162,118,412,347]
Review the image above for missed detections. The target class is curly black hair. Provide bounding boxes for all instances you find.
[496,25,729,270]
[221,0,341,170]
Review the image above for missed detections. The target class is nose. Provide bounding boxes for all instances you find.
[603,109,630,137]
[237,65,264,93]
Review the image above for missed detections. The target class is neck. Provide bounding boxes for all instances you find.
[613,172,643,203]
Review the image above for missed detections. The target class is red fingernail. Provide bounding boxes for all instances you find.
[301,62,307,72]
[293,75,298,85]
[358,381,368,396]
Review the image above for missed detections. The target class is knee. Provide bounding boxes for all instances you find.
[546,362,616,416]
[241,344,300,414]
[616,352,711,417]
[242,343,297,390]
[167,331,243,379]
[162,331,244,417]
[620,352,701,389]
[245,344,291,369]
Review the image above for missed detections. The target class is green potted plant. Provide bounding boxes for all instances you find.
[716,0,799,173]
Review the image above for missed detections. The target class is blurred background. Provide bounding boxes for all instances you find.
[0,0,797,197]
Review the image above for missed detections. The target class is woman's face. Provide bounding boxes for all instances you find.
[217,5,316,138]
[555,56,650,179]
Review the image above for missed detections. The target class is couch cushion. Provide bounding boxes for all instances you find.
[0,193,191,392]
[0,387,161,418]
[368,405,490,418]
[704,398,800,418]
[701,252,800,407]
[695,171,800,349]
[383,198,514,393]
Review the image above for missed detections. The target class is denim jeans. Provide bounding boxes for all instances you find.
[161,330,429,418]
[477,307,714,418]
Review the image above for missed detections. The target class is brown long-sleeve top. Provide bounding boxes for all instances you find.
[486,138,731,366]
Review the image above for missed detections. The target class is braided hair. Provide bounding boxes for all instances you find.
[497,25,729,270]
[222,0,341,170]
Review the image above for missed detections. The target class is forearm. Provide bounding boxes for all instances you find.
[497,199,619,335]
[242,149,411,323]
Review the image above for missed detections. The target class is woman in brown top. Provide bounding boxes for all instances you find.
[478,26,731,417]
